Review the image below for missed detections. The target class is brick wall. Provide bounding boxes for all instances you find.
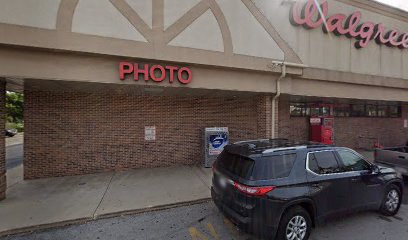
[279,96,408,148]
[335,108,408,148]
[0,81,5,200]
[257,95,272,139]
[278,96,310,141]
[24,89,271,179]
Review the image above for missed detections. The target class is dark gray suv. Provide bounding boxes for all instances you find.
[211,139,404,240]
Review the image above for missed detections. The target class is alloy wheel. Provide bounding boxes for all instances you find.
[286,215,307,240]
[385,189,400,212]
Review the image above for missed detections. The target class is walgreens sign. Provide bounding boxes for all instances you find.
[290,0,408,49]
[119,62,192,84]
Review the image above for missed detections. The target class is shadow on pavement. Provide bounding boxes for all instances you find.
[6,143,23,170]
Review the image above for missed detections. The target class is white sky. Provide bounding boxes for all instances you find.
[374,0,408,11]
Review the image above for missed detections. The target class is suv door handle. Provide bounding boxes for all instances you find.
[398,156,406,159]
[312,183,321,188]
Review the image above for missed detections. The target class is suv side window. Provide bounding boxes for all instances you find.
[252,154,297,180]
[308,151,341,175]
[337,150,371,172]
[308,154,320,174]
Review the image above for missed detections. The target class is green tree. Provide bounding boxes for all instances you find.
[6,92,24,124]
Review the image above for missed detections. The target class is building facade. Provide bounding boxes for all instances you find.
[0,0,407,199]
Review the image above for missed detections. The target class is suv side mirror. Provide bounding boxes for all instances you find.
[370,164,381,174]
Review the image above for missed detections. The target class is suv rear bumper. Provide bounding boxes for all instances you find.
[211,187,277,239]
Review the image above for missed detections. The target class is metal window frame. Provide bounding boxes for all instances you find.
[335,148,373,170]
[305,148,371,176]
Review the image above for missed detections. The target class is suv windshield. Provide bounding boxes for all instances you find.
[215,150,255,179]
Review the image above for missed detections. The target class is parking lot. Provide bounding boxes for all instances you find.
[2,177,407,240]
[2,141,406,240]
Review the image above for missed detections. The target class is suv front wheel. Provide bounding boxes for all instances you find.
[276,206,312,240]
[380,184,402,216]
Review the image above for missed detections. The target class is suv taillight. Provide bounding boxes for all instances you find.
[233,182,275,196]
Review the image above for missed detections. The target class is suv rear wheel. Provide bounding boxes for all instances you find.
[380,184,401,216]
[276,206,312,240]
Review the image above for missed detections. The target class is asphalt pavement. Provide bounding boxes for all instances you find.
[6,143,23,170]
[2,141,407,240]
[2,177,408,240]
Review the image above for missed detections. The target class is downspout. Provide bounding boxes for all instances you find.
[271,64,286,139]
[269,61,308,139]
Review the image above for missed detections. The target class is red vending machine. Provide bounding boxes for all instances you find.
[310,104,334,145]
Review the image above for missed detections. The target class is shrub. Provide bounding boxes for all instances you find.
[6,122,24,132]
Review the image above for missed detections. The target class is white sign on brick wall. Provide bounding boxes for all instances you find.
[404,119,408,128]
[145,126,156,141]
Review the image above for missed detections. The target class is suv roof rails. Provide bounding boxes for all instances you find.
[234,138,289,145]
[262,144,330,154]
[262,146,307,154]
[306,144,332,149]
[231,139,330,155]
[234,139,270,145]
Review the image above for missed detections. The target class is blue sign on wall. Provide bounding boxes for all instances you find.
[208,133,228,156]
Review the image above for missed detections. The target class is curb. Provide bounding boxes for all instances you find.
[5,143,23,148]
[0,217,92,238]
[95,198,212,220]
[0,198,212,238]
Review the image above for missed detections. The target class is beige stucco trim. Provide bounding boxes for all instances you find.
[303,68,408,90]
[283,77,408,102]
[53,0,408,36]
[1,0,407,91]
[0,0,293,71]
[152,0,164,44]
[207,0,233,55]
[162,0,233,55]
[1,46,406,103]
[0,46,279,93]
[0,23,292,73]
[243,0,302,63]
[163,1,209,45]
[23,0,408,78]
[56,0,79,31]
[163,0,233,55]
[110,0,154,43]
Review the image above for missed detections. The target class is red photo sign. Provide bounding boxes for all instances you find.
[119,62,192,84]
[290,0,408,49]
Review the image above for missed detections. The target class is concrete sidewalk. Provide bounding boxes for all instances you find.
[0,166,212,236]
[5,133,23,147]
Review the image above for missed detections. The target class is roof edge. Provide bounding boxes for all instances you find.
[336,0,408,23]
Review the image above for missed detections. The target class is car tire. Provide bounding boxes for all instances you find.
[276,206,312,240]
[380,184,402,216]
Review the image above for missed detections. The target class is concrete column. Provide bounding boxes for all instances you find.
[0,80,6,201]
